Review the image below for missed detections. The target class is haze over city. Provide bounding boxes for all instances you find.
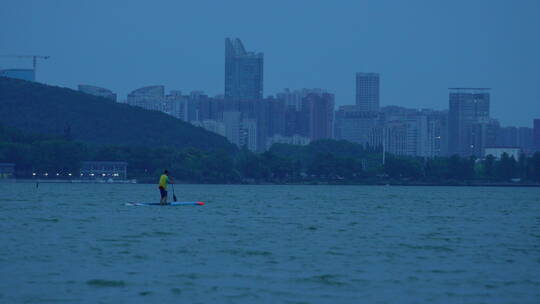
[1,0,539,127]
[2,1,540,303]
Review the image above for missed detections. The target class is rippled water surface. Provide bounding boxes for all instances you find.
[1,183,539,303]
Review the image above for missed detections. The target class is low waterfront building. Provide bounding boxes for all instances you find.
[0,163,15,179]
[80,161,128,180]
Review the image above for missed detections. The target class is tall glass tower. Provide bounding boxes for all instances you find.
[356,73,380,112]
[225,38,264,102]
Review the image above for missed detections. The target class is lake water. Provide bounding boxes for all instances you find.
[1,183,539,303]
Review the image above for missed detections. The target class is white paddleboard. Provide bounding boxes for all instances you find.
[125,201,205,206]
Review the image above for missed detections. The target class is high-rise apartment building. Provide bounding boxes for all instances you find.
[447,88,491,157]
[225,38,263,102]
[356,73,380,112]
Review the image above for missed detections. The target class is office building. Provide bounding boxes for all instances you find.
[0,69,35,82]
[78,85,117,101]
[383,111,438,158]
[300,92,335,140]
[334,106,381,147]
[447,88,491,157]
[356,73,380,112]
[225,38,263,102]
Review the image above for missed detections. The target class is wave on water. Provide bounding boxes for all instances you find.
[86,279,126,287]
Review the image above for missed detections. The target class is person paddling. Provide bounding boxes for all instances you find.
[158,170,174,205]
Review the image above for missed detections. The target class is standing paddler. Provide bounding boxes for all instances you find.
[158,170,174,205]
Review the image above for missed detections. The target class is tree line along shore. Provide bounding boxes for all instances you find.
[2,124,539,185]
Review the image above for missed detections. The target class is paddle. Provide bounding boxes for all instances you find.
[171,182,177,202]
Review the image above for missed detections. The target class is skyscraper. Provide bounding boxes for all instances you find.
[225,38,264,102]
[356,73,380,112]
[447,88,491,157]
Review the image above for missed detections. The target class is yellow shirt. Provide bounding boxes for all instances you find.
[159,174,169,189]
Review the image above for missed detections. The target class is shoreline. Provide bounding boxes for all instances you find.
[3,179,539,187]
[8,179,137,184]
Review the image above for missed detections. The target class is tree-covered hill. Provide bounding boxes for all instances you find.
[0,77,235,152]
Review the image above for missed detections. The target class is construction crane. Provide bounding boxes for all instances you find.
[0,54,50,80]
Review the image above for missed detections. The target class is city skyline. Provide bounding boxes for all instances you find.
[1,31,536,155]
[1,0,539,127]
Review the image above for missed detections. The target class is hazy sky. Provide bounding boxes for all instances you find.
[1,0,539,127]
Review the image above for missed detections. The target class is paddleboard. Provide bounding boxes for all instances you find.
[125,201,205,206]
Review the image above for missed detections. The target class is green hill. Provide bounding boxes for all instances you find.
[0,77,235,152]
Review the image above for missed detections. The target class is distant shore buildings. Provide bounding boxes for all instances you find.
[5,38,536,157]
[118,38,537,157]
[0,69,35,82]
[78,84,117,101]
